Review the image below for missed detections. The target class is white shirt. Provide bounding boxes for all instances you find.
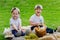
[30,14,44,24]
[10,18,21,30]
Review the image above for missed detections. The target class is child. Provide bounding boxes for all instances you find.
[29,4,46,31]
[29,4,55,37]
[10,7,25,37]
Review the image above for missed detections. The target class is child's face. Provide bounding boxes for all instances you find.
[12,10,19,19]
[35,8,42,16]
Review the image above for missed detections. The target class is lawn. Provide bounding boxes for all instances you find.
[0,0,60,40]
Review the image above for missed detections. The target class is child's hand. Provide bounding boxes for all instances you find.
[16,29,19,32]
[36,23,41,26]
[21,29,25,32]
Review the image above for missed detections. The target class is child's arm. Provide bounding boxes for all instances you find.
[30,21,40,26]
[18,25,21,30]
[11,24,18,31]
[18,19,22,30]
[10,19,18,31]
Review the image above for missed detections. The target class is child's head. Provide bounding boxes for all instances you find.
[34,4,43,16]
[11,7,20,20]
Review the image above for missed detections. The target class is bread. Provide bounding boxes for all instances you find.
[35,26,46,37]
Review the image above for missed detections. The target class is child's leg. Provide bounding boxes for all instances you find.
[31,26,36,31]
[12,30,17,37]
[46,27,54,34]
[21,31,25,36]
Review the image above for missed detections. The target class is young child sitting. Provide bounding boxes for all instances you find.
[10,7,25,37]
[29,4,55,37]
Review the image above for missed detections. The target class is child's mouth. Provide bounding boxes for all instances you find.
[37,12,40,13]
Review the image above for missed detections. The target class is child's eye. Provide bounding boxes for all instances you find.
[16,13,18,15]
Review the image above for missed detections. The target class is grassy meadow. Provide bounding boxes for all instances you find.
[0,0,60,40]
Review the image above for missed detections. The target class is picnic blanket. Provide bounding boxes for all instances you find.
[3,26,60,40]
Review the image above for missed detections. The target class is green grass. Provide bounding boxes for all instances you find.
[0,0,60,40]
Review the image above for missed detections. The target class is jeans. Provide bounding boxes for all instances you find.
[31,26,55,34]
[12,30,25,37]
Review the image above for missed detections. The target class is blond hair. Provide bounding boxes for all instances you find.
[35,4,43,10]
[11,7,20,14]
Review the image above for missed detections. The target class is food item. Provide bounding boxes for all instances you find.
[35,26,46,37]
[25,36,30,39]
[29,33,38,39]
[25,33,38,39]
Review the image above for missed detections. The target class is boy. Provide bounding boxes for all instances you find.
[29,4,54,37]
[30,4,46,31]
[10,7,25,37]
